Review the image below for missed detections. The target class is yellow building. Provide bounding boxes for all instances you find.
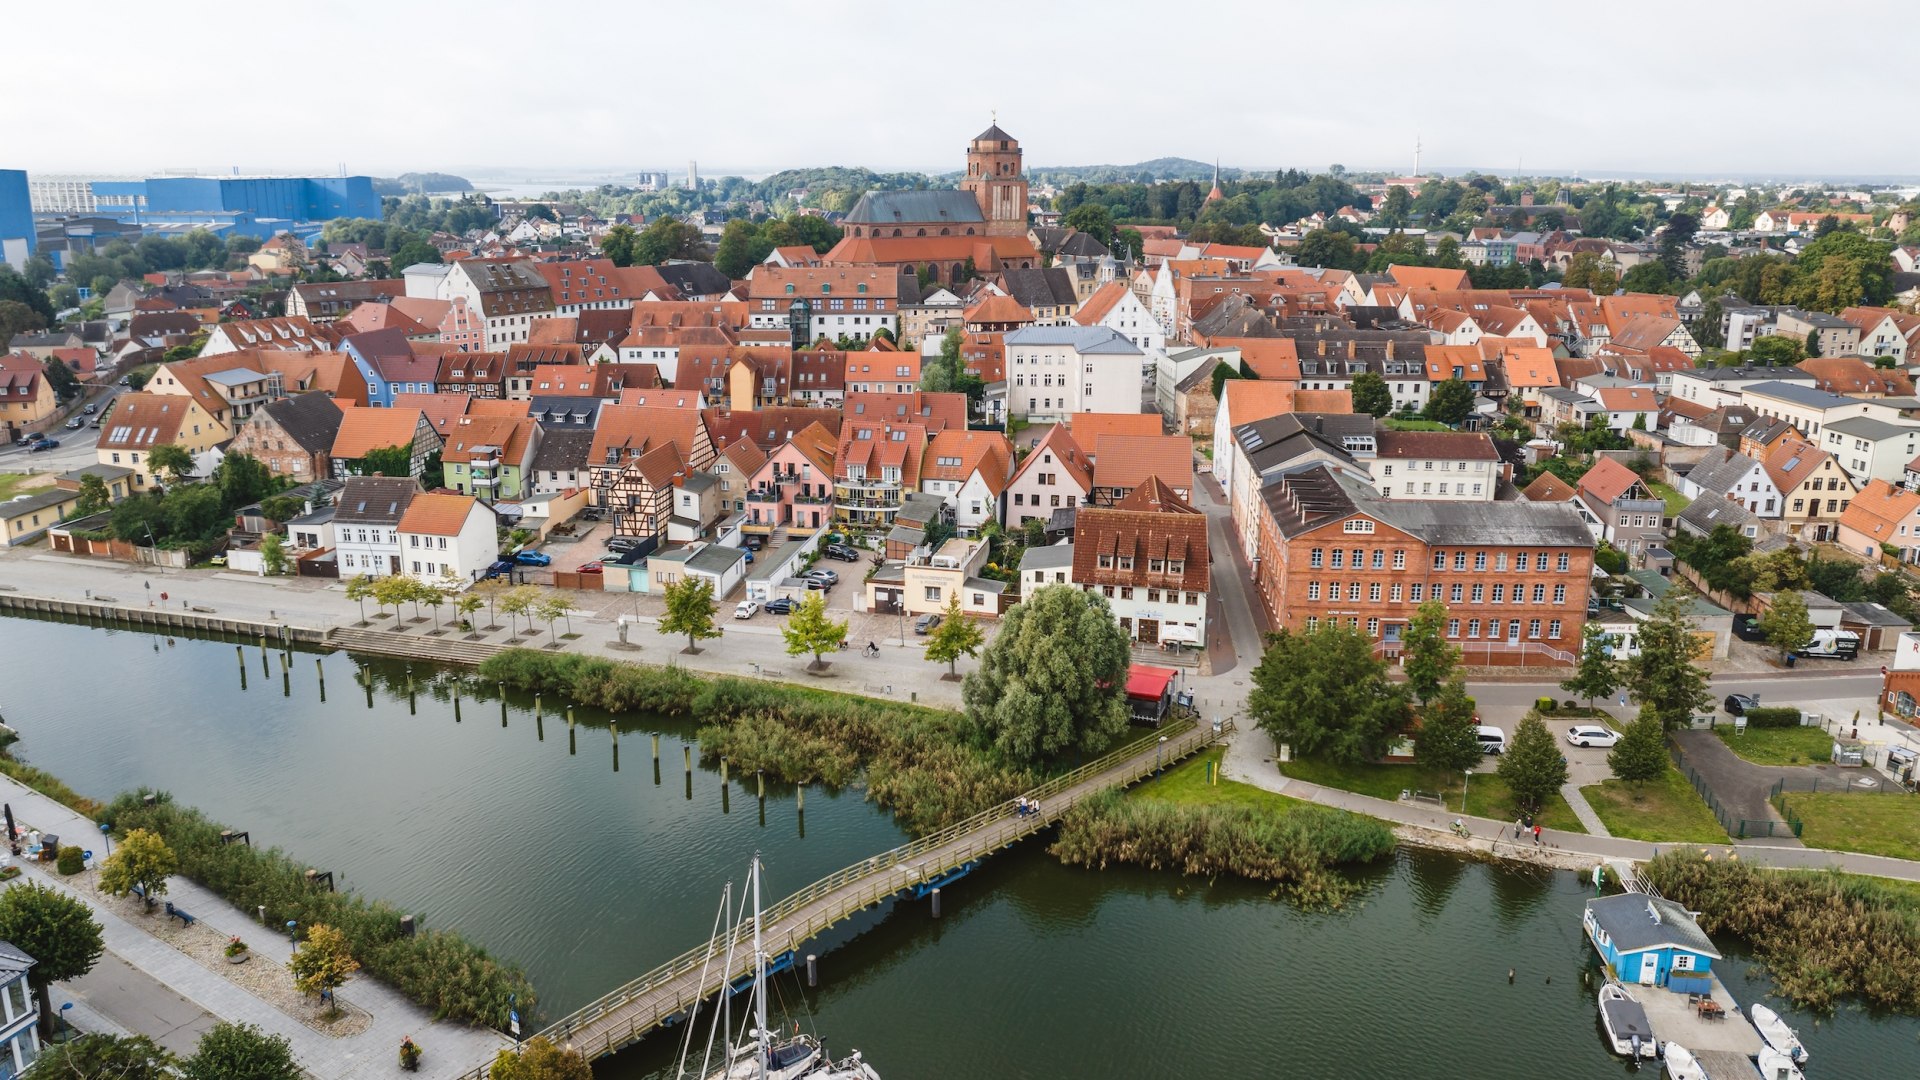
[0,351,57,438]
[95,392,229,490]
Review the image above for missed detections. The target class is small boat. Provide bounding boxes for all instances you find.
[1598,982,1659,1059]
[1756,1046,1807,1080]
[1663,1044,1707,1080]
[1750,1003,1809,1065]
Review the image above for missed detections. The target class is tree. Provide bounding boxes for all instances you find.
[524,204,557,223]
[599,223,639,267]
[1400,599,1459,705]
[537,593,574,644]
[0,300,46,345]
[42,355,82,400]
[1758,590,1814,661]
[1562,252,1618,295]
[713,219,757,279]
[922,594,984,677]
[633,217,707,266]
[1561,621,1620,708]
[182,1022,300,1080]
[1622,585,1713,729]
[1415,674,1483,775]
[1247,622,1408,764]
[488,1037,593,1080]
[455,592,484,631]
[1496,716,1569,817]
[146,442,195,486]
[1062,203,1116,249]
[1746,334,1805,365]
[472,577,510,628]
[258,494,305,524]
[1349,370,1393,417]
[962,584,1128,763]
[1378,186,1412,229]
[34,1034,176,1079]
[498,585,539,636]
[923,327,964,394]
[98,828,178,905]
[0,881,105,1038]
[356,444,412,478]
[659,577,722,653]
[1423,378,1475,427]
[1619,261,1673,294]
[345,574,375,624]
[286,923,359,1010]
[259,533,290,576]
[73,472,112,516]
[1608,711,1671,786]
[372,574,417,623]
[1209,358,1243,402]
[1295,228,1362,271]
[781,590,848,670]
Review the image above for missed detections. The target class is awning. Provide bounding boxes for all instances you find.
[1157,624,1200,644]
[1125,665,1177,700]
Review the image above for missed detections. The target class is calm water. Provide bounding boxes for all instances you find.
[1,619,1914,1078]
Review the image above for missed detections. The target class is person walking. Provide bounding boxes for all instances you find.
[1532,823,1543,846]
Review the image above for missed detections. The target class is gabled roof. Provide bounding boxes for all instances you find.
[1685,445,1766,495]
[922,429,1014,495]
[1010,424,1093,492]
[1071,488,1209,592]
[256,392,344,454]
[1004,325,1141,354]
[96,393,192,449]
[530,428,595,475]
[441,415,536,465]
[1577,457,1649,504]
[1091,434,1195,492]
[1072,281,1134,326]
[1386,265,1471,291]
[1796,356,1915,397]
[1839,480,1920,542]
[1066,412,1163,445]
[333,406,427,460]
[334,476,421,524]
[1263,464,1592,546]
[1522,472,1576,502]
[590,405,708,466]
[1585,894,1720,959]
[1762,439,1838,494]
[1373,430,1500,461]
[397,492,483,537]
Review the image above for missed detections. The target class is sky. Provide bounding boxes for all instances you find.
[7,1,1914,182]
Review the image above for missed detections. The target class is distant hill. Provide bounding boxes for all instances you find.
[1030,158,1240,185]
[753,166,934,212]
[372,172,475,196]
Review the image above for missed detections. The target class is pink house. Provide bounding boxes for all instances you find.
[743,422,839,537]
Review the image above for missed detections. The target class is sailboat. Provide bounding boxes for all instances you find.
[683,856,881,1080]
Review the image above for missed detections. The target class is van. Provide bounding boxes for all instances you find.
[1475,725,1507,755]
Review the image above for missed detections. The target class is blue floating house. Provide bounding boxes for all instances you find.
[1583,893,1720,994]
[0,939,40,1077]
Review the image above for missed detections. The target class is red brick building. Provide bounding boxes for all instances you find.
[1253,464,1594,665]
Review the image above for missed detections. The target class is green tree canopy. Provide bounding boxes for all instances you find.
[35,1034,176,1079]
[182,1022,301,1080]
[489,1036,594,1080]
[599,223,639,267]
[1400,599,1459,705]
[287,923,359,1004]
[98,827,178,903]
[1561,621,1621,708]
[1496,715,1568,816]
[0,881,105,1037]
[356,444,412,478]
[1422,378,1475,427]
[1248,622,1408,764]
[146,442,195,486]
[922,594,985,677]
[1349,370,1393,417]
[780,590,849,668]
[1608,711,1671,786]
[1622,585,1713,729]
[1757,591,1814,660]
[659,577,723,653]
[1415,674,1483,775]
[962,584,1130,764]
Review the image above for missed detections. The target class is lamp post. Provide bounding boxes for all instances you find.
[286,920,298,947]
[59,1002,72,1039]
[1156,734,1168,775]
[99,822,111,856]
[1462,769,1473,814]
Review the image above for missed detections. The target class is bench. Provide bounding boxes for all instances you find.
[164,901,195,927]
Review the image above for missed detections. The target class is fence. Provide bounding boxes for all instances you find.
[1669,746,1803,840]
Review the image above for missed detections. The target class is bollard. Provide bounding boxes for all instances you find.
[721,759,729,785]
[807,953,817,988]
[684,746,692,775]
[315,657,325,693]
[931,888,941,918]
[453,691,462,723]
[236,644,245,673]
[757,770,765,800]
[652,733,660,763]
[261,646,271,677]
[278,651,288,674]
[797,787,805,813]
[283,671,291,699]
[535,694,543,721]
[568,722,576,756]
[721,784,731,815]
[567,706,575,730]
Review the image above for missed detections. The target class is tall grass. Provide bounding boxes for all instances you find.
[1051,789,1396,910]
[104,790,534,1029]
[478,650,702,716]
[0,749,104,818]
[1644,850,1920,1013]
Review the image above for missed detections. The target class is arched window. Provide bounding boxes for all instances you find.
[892,228,901,237]
[857,283,868,294]
[784,284,795,295]
[821,284,832,294]
[917,228,926,236]
[940,227,950,236]
[965,227,975,236]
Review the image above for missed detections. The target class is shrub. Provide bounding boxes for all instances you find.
[1536,697,1556,713]
[0,752,103,818]
[0,867,17,881]
[1744,707,1803,729]
[56,846,84,875]
[101,791,532,1029]
[1564,700,1580,711]
[1645,850,1920,1013]
[1050,789,1394,909]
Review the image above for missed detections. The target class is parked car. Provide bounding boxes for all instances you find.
[1565,725,1622,748]
[64,418,83,429]
[482,559,515,580]
[606,536,639,554]
[733,600,759,620]
[11,435,32,446]
[742,548,754,564]
[88,419,102,428]
[576,561,604,575]
[82,403,97,414]
[579,507,606,522]
[1474,725,1506,755]
[803,568,839,586]
[513,550,552,567]
[801,578,832,591]
[1723,693,1760,716]
[824,543,861,562]
[913,613,943,635]
[27,438,59,452]
[763,597,798,615]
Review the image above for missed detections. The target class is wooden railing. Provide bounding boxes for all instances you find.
[530,718,1227,1060]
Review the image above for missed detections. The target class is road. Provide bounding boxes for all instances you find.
[0,382,122,474]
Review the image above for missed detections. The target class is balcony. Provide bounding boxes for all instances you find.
[746,485,784,503]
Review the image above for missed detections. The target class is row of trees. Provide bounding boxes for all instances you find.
[711,215,845,278]
[101,450,289,559]
[347,575,577,641]
[657,577,988,678]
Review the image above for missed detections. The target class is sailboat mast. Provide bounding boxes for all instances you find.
[754,854,768,1080]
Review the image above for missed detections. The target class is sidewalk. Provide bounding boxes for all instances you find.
[1218,725,1920,882]
[0,775,510,1080]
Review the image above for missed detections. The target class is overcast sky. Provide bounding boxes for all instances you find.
[7,1,1911,181]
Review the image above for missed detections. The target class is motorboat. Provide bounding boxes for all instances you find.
[1663,1044,1706,1080]
[1749,1003,1809,1065]
[1756,1046,1807,1080]
[1598,982,1659,1059]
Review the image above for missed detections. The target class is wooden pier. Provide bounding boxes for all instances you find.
[510,719,1227,1066]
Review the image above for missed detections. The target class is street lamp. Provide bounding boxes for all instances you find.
[99,822,111,856]
[1462,769,1473,814]
[1156,734,1168,774]
[59,1002,72,1039]
[286,920,298,947]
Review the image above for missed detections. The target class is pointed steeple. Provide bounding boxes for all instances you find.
[1205,158,1225,204]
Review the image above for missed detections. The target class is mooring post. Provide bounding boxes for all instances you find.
[931,888,942,918]
[453,689,462,723]
[806,954,817,988]
[535,693,542,722]
[651,733,660,764]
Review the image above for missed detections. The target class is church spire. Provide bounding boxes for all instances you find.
[1205,158,1225,204]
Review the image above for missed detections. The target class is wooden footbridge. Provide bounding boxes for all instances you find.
[514,719,1227,1065]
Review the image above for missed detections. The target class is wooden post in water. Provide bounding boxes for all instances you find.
[567,706,576,756]
[611,719,619,773]
[931,888,942,918]
[315,657,325,703]
[237,645,247,691]
[534,694,543,722]
[453,688,461,723]
[261,645,271,677]
[806,954,817,988]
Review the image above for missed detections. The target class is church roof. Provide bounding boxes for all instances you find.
[843,190,984,226]
[974,123,1014,143]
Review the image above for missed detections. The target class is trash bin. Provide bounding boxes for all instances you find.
[39,834,58,862]
[1785,654,1796,668]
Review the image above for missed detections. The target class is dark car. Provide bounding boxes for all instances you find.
[763,597,798,615]
[1724,693,1760,716]
[28,438,59,452]
[65,418,84,429]
[83,403,97,414]
[606,536,640,554]
[513,550,552,567]
[824,543,861,562]
[913,613,943,635]
[482,559,515,580]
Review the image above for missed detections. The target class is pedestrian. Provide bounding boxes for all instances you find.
[1533,824,1543,846]
[1515,817,1525,841]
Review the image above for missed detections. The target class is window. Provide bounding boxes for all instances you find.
[1432,551,1446,570]
[1672,954,1694,972]
[1371,550,1384,569]
[1454,552,1468,571]
[1556,553,1570,572]
[1474,552,1488,571]
[1305,617,1319,631]
[1120,587,1134,600]
[1495,553,1508,571]
[1392,550,1406,570]
[1491,584,1505,603]
[1410,583,1424,602]
[1369,583,1382,602]
[1549,619,1562,638]
[1310,548,1324,568]
[1528,619,1542,639]
[1331,550,1345,569]
[1536,553,1550,571]
[1366,618,1380,636]
[1343,519,1374,534]
[1467,619,1481,638]
[924,586,943,601]
[1450,584,1463,602]
[1447,618,1460,637]
[1348,582,1363,600]
[1532,584,1546,603]
[1553,584,1567,604]
[1471,584,1485,602]
[1308,582,1321,601]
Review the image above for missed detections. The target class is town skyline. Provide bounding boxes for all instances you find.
[7,0,1914,178]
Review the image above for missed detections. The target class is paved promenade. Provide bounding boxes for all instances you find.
[0,775,510,1079]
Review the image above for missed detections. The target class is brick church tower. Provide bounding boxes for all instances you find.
[961,122,1029,237]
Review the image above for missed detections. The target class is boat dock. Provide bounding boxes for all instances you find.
[1694,1049,1765,1079]
[1635,973,1763,1057]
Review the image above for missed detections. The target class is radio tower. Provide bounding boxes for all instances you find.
[1413,135,1422,179]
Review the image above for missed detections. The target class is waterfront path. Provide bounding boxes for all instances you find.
[530,720,1225,1066]
[0,775,511,1080]
[1221,724,1920,882]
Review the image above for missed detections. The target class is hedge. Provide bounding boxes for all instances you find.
[1743,707,1804,729]
[103,791,532,1029]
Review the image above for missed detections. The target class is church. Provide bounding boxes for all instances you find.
[823,123,1041,284]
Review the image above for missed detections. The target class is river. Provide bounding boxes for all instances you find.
[1,619,1913,1077]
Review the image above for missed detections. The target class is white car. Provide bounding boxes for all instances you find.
[733,600,759,620]
[1566,724,1622,748]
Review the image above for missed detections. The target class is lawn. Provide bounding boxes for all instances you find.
[1136,747,1310,815]
[1383,418,1452,432]
[1646,480,1691,516]
[0,473,50,502]
[1280,756,1584,832]
[1581,769,1729,844]
[1713,725,1835,767]
[1778,791,1920,861]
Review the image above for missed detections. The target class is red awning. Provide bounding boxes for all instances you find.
[1125,664,1177,700]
